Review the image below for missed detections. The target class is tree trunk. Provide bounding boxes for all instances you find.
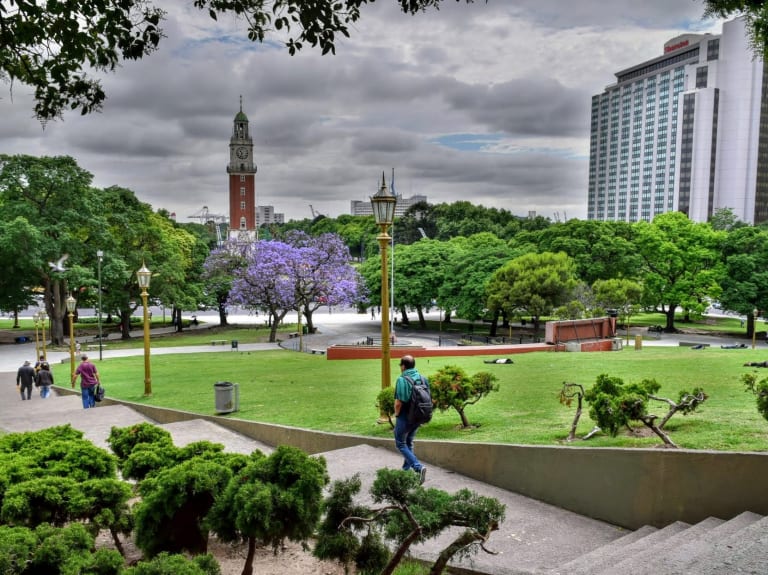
[639,416,677,447]
[533,316,541,342]
[241,536,256,575]
[457,407,470,428]
[119,310,132,339]
[380,527,422,575]
[664,305,677,331]
[428,529,484,575]
[488,309,500,337]
[218,301,228,326]
[417,306,426,329]
[109,528,125,556]
[303,303,315,334]
[567,395,583,442]
[173,307,183,332]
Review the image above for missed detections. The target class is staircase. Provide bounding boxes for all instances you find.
[2,393,766,575]
[547,511,767,575]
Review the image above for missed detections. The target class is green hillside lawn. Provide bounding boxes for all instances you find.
[52,346,768,452]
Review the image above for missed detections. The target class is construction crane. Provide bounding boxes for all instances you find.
[188,206,229,246]
[309,204,323,219]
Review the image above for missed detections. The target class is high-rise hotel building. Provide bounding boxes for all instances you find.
[587,18,767,224]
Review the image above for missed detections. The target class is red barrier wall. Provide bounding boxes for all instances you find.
[545,317,616,344]
[326,342,566,360]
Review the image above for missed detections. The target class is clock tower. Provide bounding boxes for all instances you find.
[227,97,257,240]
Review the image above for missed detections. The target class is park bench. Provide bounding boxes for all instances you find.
[287,332,300,339]
[311,349,326,355]
[210,339,228,346]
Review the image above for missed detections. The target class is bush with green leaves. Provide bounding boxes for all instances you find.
[107,422,174,463]
[741,372,768,422]
[315,469,505,575]
[0,523,124,575]
[376,386,396,428]
[206,445,329,575]
[428,365,499,428]
[133,456,236,557]
[122,551,221,575]
[584,374,708,448]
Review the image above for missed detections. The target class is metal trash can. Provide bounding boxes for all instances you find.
[214,381,239,414]
[231,340,239,350]
[302,325,308,335]
[634,335,643,350]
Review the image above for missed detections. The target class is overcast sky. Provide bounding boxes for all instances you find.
[1,1,723,224]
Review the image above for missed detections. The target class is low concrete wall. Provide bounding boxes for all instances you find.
[114,400,768,530]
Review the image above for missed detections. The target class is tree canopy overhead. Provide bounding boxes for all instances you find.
[1,0,479,120]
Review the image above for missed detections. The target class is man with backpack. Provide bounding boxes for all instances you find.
[393,355,431,484]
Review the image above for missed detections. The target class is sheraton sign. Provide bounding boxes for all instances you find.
[664,39,690,53]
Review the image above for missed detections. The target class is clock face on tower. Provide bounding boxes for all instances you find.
[236,147,248,159]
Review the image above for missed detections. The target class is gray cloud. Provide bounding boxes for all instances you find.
[0,0,723,224]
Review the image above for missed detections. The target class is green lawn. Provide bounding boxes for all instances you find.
[52,344,768,452]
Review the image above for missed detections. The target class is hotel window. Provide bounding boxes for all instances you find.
[240,187,245,196]
[240,175,245,182]
[696,66,708,88]
[240,201,246,210]
[707,39,720,61]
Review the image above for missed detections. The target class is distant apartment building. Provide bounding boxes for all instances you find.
[351,194,428,217]
[587,17,768,224]
[256,205,284,226]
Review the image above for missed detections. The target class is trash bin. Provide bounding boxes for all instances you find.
[214,381,239,414]
[634,335,643,351]
[302,325,308,335]
[231,340,238,350]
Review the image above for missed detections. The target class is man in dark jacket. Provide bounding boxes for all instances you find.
[16,360,35,400]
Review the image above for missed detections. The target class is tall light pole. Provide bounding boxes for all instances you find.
[137,263,152,396]
[66,295,77,382]
[97,250,104,361]
[753,308,759,350]
[33,312,40,359]
[370,172,397,403]
[39,309,47,360]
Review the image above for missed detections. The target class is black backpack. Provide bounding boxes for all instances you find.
[404,375,433,425]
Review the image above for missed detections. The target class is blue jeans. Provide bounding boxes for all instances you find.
[394,415,423,472]
[40,386,51,398]
[81,386,96,409]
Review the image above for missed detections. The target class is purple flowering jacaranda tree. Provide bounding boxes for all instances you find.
[229,240,299,342]
[284,231,366,333]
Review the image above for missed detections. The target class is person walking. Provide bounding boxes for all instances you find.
[16,360,35,400]
[71,354,101,409]
[393,354,428,484]
[35,361,54,398]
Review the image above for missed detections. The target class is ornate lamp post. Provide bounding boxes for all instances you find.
[33,311,41,359]
[137,263,152,396]
[39,309,48,360]
[97,250,104,361]
[753,308,759,350]
[66,295,77,382]
[370,172,397,404]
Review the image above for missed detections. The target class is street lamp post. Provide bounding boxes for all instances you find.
[33,312,40,359]
[137,263,152,396]
[753,308,759,350]
[66,295,77,382]
[39,309,47,360]
[97,250,104,361]
[370,172,397,407]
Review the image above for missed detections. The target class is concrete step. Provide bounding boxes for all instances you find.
[626,511,764,574]
[160,418,273,455]
[675,514,768,575]
[591,516,724,575]
[547,525,658,575]
[556,521,691,575]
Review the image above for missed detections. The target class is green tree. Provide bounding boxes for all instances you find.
[1,1,477,120]
[439,233,516,325]
[0,217,42,326]
[486,251,578,337]
[392,239,454,327]
[0,155,101,345]
[718,225,768,337]
[592,278,643,340]
[634,212,724,331]
[206,446,329,575]
[315,469,505,575]
[429,365,499,428]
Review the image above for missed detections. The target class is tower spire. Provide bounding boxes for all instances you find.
[239,94,243,113]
